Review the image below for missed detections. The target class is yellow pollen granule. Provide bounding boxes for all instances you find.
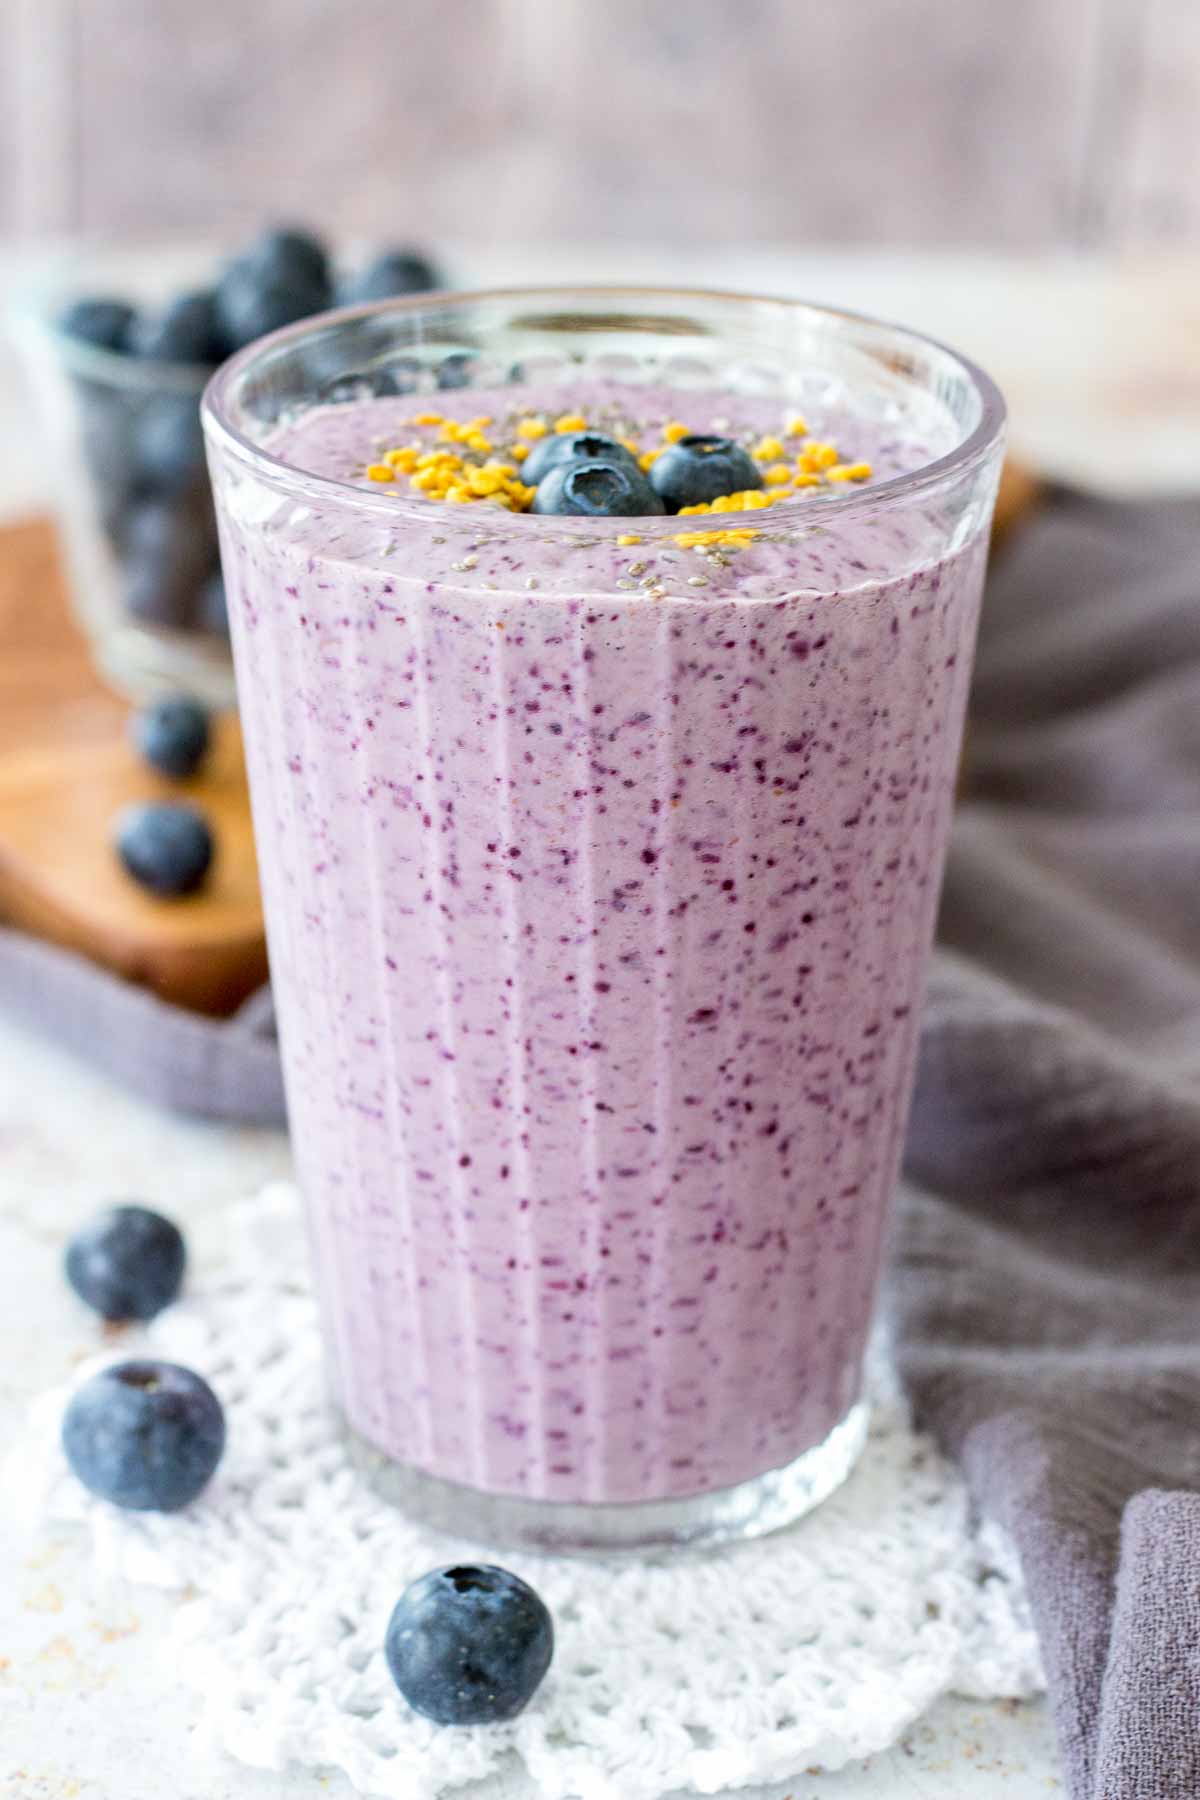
[384,446,419,472]
[638,449,661,471]
[676,502,713,516]
[467,415,494,430]
[826,461,873,482]
[446,483,473,502]
[463,430,493,454]
[674,527,759,549]
[468,469,504,496]
[554,413,586,433]
[366,463,395,482]
[438,421,464,443]
[517,418,548,440]
[662,421,688,443]
[801,441,840,471]
[793,472,822,488]
[621,438,641,456]
[411,411,443,426]
[753,435,785,462]
[710,489,769,513]
[763,463,793,486]
[511,443,530,462]
[617,533,643,546]
[784,413,809,437]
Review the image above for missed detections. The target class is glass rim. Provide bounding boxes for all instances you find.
[201,283,1007,538]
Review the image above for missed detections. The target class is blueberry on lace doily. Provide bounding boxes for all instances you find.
[5,1185,1043,1800]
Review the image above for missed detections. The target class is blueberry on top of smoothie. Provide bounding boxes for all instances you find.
[532,458,665,518]
[357,403,871,537]
[522,429,641,487]
[649,435,764,511]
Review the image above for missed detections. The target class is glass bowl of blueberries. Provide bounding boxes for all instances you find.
[15,227,443,707]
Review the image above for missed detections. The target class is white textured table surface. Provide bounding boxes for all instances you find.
[7,240,1193,1800]
[0,1011,1059,1797]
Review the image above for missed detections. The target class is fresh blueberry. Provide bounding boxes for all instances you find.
[132,695,211,780]
[198,568,230,638]
[129,290,221,365]
[134,395,208,495]
[121,493,216,628]
[385,1565,554,1725]
[532,458,664,518]
[65,1204,186,1321]
[436,351,476,391]
[116,802,214,897]
[75,381,140,542]
[62,1360,225,1512]
[340,249,444,305]
[59,297,136,353]
[215,260,331,355]
[522,429,641,487]
[245,225,331,292]
[648,434,763,512]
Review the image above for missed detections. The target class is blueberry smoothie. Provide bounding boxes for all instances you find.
[206,296,1003,1544]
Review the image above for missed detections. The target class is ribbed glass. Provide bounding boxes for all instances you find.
[204,288,1003,1549]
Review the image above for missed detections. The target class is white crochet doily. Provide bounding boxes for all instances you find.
[7,1185,1042,1800]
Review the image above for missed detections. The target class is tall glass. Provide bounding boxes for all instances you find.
[203,289,1004,1551]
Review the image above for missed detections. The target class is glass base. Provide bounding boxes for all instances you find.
[340,1398,869,1555]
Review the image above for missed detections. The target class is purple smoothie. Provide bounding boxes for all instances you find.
[215,377,988,1507]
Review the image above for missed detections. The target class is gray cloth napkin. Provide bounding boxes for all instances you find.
[3,490,1197,1792]
[899,489,1200,1800]
[0,926,285,1122]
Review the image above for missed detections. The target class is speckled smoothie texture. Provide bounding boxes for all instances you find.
[216,380,989,1504]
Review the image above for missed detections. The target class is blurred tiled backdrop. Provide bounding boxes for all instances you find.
[3,0,1198,248]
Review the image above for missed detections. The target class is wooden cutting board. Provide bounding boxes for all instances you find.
[0,517,266,1015]
[993,458,1040,546]
[0,468,1038,1016]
